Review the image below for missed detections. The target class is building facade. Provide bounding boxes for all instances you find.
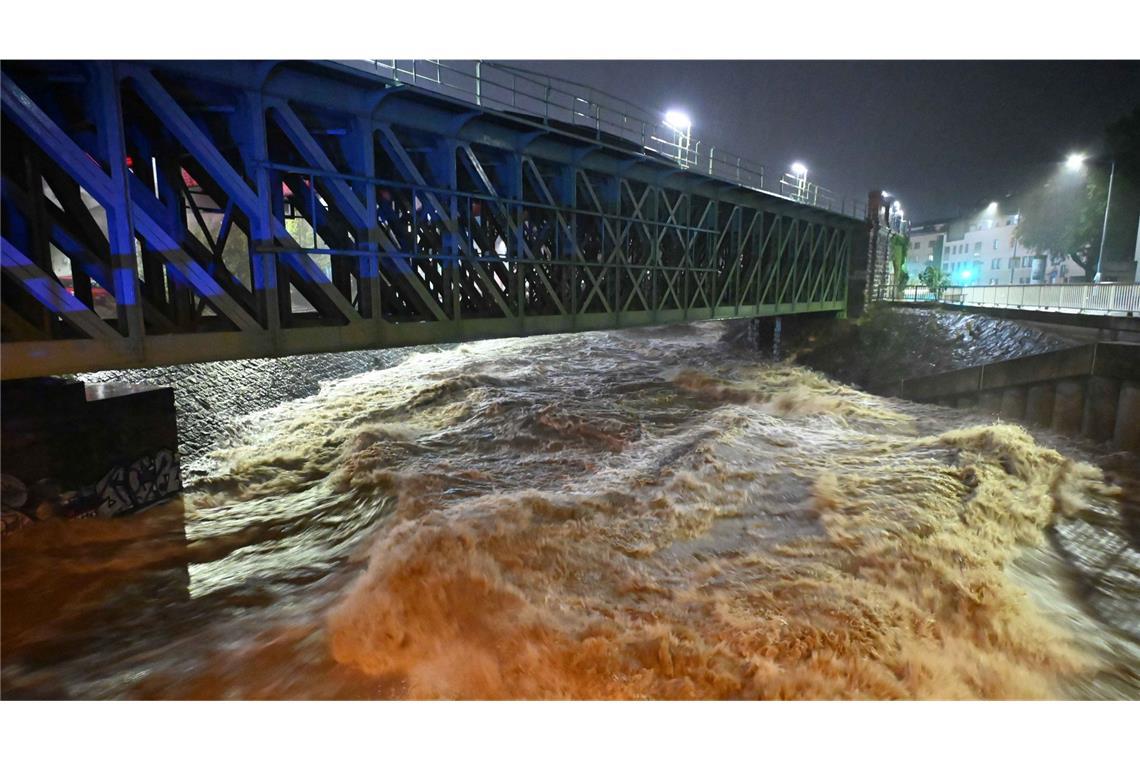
[939,211,1044,286]
[909,205,1058,286]
[906,221,946,275]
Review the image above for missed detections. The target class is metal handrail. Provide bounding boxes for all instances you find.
[895,282,1140,317]
[364,59,867,220]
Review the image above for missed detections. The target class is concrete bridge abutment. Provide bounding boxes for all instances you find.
[1,378,182,534]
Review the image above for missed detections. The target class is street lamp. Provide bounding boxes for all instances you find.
[1066,152,1116,282]
[789,162,809,203]
[663,110,692,167]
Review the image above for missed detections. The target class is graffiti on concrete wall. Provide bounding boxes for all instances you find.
[95,449,182,517]
[2,449,182,535]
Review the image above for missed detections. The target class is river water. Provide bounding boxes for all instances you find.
[2,322,1137,699]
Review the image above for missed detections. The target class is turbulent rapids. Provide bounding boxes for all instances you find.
[2,322,1137,699]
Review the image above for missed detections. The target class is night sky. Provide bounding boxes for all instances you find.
[508,60,1140,223]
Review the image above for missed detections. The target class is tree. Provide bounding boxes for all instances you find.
[918,264,950,300]
[1015,175,1104,280]
[889,234,910,297]
[1015,106,1140,282]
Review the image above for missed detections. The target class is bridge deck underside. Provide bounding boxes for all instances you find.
[1,61,858,379]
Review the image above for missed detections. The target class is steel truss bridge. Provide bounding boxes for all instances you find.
[1,60,863,380]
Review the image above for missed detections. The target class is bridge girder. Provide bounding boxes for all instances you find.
[1,60,861,379]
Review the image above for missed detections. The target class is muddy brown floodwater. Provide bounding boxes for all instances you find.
[1,322,1137,699]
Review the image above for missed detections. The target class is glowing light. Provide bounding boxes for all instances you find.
[962,269,973,281]
[986,201,998,212]
[1066,153,1086,171]
[664,110,692,131]
[791,162,808,176]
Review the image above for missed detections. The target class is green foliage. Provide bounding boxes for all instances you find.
[918,265,950,299]
[1015,175,1102,279]
[1015,106,1139,281]
[896,267,910,293]
[889,234,910,297]
[1106,105,1140,180]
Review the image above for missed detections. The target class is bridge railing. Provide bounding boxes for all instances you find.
[361,60,867,220]
[895,283,1140,317]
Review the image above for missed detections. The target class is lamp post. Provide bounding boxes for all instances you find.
[989,201,1024,285]
[664,110,692,168]
[791,162,808,203]
[1067,153,1116,282]
[1095,160,1116,282]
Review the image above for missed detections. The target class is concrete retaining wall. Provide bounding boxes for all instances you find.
[882,342,1140,451]
[1,378,181,532]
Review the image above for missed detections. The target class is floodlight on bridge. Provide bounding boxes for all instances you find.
[1066,153,1086,171]
[791,162,808,177]
[664,110,692,131]
[663,109,693,167]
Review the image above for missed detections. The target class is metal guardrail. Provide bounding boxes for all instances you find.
[896,283,1140,317]
[361,60,867,220]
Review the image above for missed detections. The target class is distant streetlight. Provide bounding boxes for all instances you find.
[1065,151,1116,281]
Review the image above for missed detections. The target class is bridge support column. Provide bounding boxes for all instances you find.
[1025,383,1055,428]
[1052,379,1085,435]
[1081,376,1120,443]
[1000,386,1027,420]
[747,316,785,359]
[979,390,1003,415]
[1114,381,1140,451]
